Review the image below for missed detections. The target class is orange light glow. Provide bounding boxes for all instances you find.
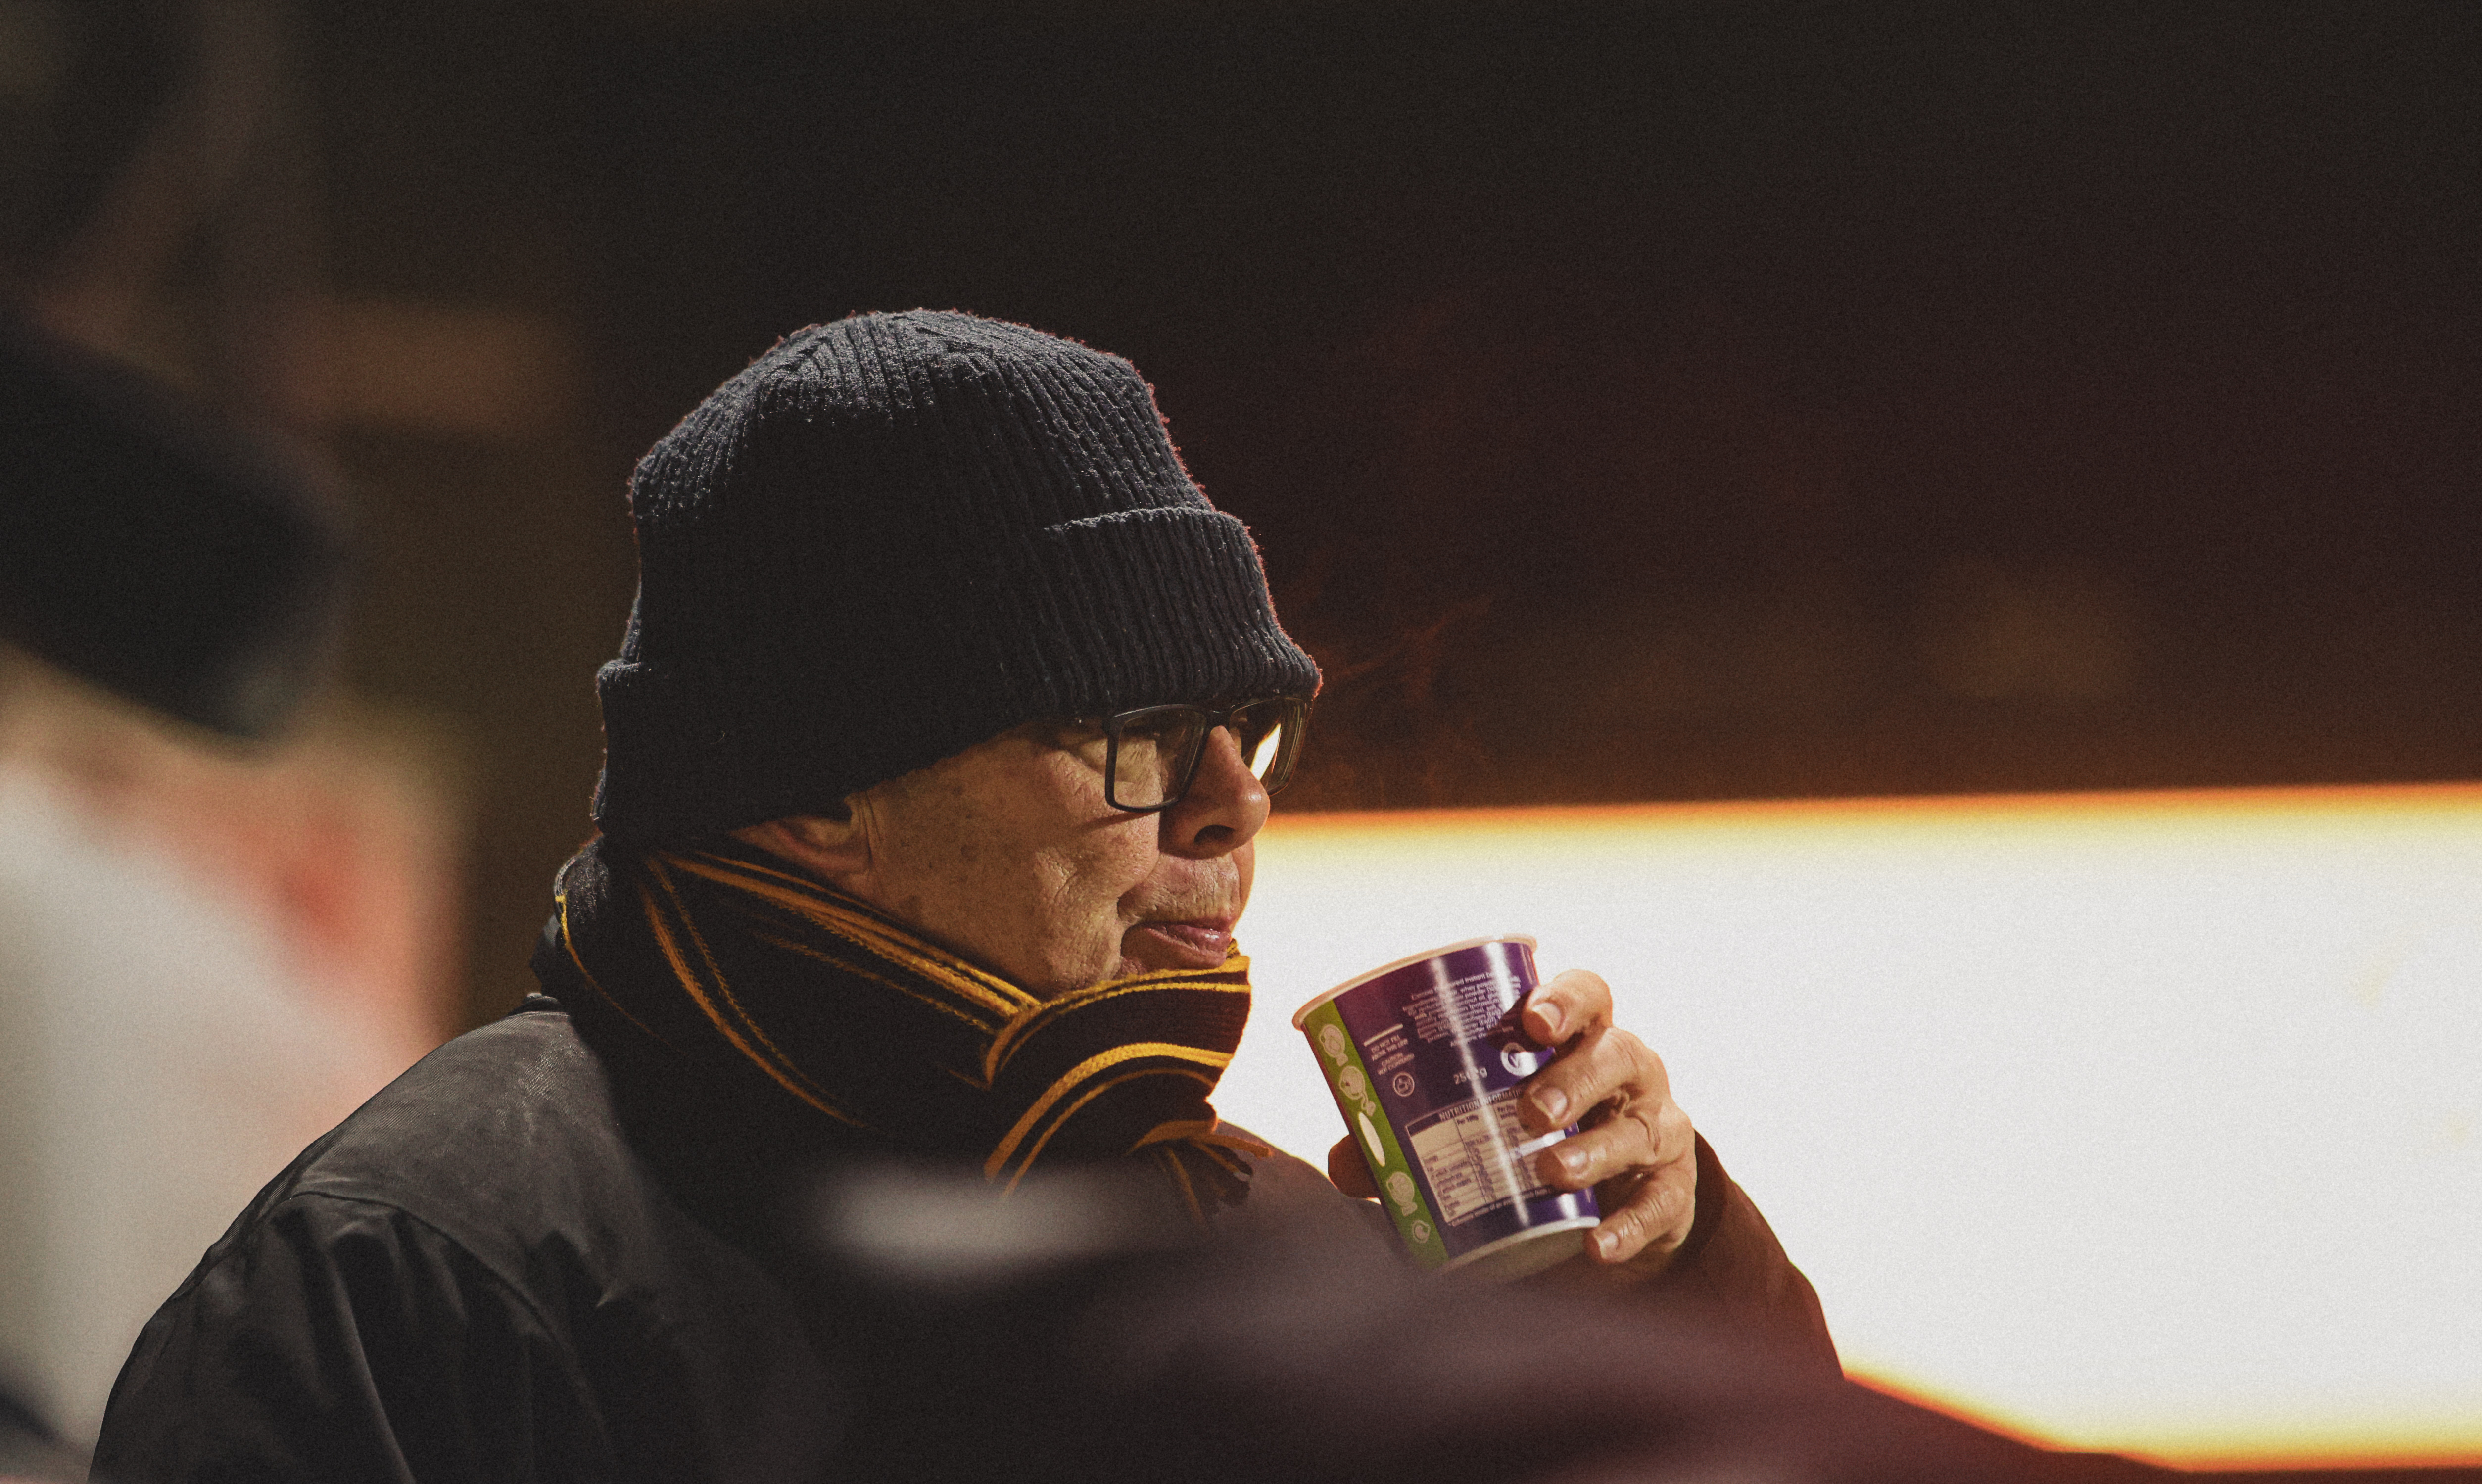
[1218,785,2482,1469]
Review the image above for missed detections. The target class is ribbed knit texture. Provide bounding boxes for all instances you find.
[593,310,1319,842]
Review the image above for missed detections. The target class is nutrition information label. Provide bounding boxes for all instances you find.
[1403,1086,1552,1225]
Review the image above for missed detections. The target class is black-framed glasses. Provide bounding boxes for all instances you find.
[1098,696,1312,813]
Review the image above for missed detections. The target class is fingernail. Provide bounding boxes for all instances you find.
[1592,1229,1617,1259]
[1533,1002,1565,1040]
[1532,1086,1569,1123]
[1556,1147,1586,1178]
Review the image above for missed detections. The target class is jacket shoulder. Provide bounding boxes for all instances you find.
[1215,1122,1398,1246]
[236,1000,644,1283]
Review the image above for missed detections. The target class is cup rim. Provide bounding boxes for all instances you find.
[1289,934,1539,1029]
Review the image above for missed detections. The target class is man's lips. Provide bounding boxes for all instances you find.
[1126,918,1236,967]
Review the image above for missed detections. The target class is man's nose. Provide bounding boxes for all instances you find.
[1161,724,1271,857]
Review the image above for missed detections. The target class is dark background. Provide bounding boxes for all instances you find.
[7,0,2478,1023]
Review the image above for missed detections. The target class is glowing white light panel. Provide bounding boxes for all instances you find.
[1216,787,2482,1467]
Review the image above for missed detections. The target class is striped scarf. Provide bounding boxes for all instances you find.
[547,836,1267,1219]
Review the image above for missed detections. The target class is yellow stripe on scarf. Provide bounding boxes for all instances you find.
[640,860,859,1125]
[984,1041,1236,1180]
[982,968,1250,1082]
[665,850,1036,1021]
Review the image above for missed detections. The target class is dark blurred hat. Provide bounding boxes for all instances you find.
[592,309,1318,843]
[0,311,349,739]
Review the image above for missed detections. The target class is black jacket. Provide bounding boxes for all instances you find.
[95,993,1836,1483]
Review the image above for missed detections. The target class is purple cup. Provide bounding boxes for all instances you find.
[1294,935,1600,1279]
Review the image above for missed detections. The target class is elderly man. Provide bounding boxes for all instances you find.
[95,311,1832,1482]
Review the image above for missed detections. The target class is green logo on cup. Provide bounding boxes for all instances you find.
[1300,1001,1451,1268]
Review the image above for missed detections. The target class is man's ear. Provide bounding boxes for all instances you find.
[735,810,872,884]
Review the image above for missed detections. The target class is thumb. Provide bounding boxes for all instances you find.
[1326,1135,1380,1197]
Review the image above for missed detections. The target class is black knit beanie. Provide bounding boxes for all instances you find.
[592,310,1320,843]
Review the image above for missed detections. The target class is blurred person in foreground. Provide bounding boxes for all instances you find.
[95,312,1835,1482]
[2,311,358,1480]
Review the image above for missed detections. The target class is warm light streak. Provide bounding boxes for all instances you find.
[1219,785,2482,1468]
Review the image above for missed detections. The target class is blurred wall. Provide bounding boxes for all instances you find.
[589,0,2482,816]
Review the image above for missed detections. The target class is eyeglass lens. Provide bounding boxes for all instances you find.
[1109,700,1301,809]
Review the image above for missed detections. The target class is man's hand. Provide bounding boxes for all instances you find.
[1325,968,1698,1274]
